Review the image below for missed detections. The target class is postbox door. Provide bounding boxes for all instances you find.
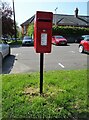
[36,30,52,53]
[36,20,52,53]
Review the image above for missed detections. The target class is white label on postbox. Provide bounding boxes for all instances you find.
[41,33,47,46]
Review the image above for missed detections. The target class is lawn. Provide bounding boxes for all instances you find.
[1,69,89,120]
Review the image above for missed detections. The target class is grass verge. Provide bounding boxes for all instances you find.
[1,69,89,119]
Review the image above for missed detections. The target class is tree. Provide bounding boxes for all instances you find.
[0,1,15,37]
[27,24,34,38]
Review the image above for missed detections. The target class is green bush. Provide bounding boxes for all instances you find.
[52,26,89,37]
[26,24,89,39]
[27,24,34,38]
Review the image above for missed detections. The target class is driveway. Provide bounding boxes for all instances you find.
[2,43,88,74]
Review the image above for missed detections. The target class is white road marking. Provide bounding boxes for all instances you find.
[16,53,19,56]
[70,51,75,53]
[58,63,65,68]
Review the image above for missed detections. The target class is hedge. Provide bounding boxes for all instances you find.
[52,26,89,37]
[27,24,89,39]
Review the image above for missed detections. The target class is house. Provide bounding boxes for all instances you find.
[21,8,89,36]
[21,15,35,36]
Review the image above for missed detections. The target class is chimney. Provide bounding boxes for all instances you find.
[75,8,79,18]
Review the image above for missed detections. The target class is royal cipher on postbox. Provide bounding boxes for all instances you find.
[34,11,53,53]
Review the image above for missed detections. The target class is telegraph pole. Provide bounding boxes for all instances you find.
[54,7,58,25]
[12,0,17,41]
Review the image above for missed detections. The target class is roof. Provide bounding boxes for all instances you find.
[20,15,35,26]
[53,14,89,26]
[20,14,89,27]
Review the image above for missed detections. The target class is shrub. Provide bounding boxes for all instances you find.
[52,26,89,37]
[27,24,34,38]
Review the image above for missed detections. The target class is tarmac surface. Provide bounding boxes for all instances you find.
[2,43,88,74]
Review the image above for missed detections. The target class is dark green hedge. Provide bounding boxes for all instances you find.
[27,25,89,38]
[52,26,89,37]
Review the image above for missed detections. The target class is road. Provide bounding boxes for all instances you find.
[2,43,88,74]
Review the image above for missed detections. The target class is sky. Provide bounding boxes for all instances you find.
[2,0,89,27]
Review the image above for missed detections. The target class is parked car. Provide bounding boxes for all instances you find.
[79,35,89,53]
[52,35,67,45]
[75,35,89,43]
[22,36,34,46]
[0,43,10,67]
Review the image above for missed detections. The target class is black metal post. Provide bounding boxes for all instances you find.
[12,0,17,41]
[40,53,44,94]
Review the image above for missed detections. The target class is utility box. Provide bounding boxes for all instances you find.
[34,11,53,53]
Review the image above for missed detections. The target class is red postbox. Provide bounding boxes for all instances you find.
[34,11,53,53]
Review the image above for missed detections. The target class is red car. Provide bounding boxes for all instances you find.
[79,35,89,53]
[52,35,67,45]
